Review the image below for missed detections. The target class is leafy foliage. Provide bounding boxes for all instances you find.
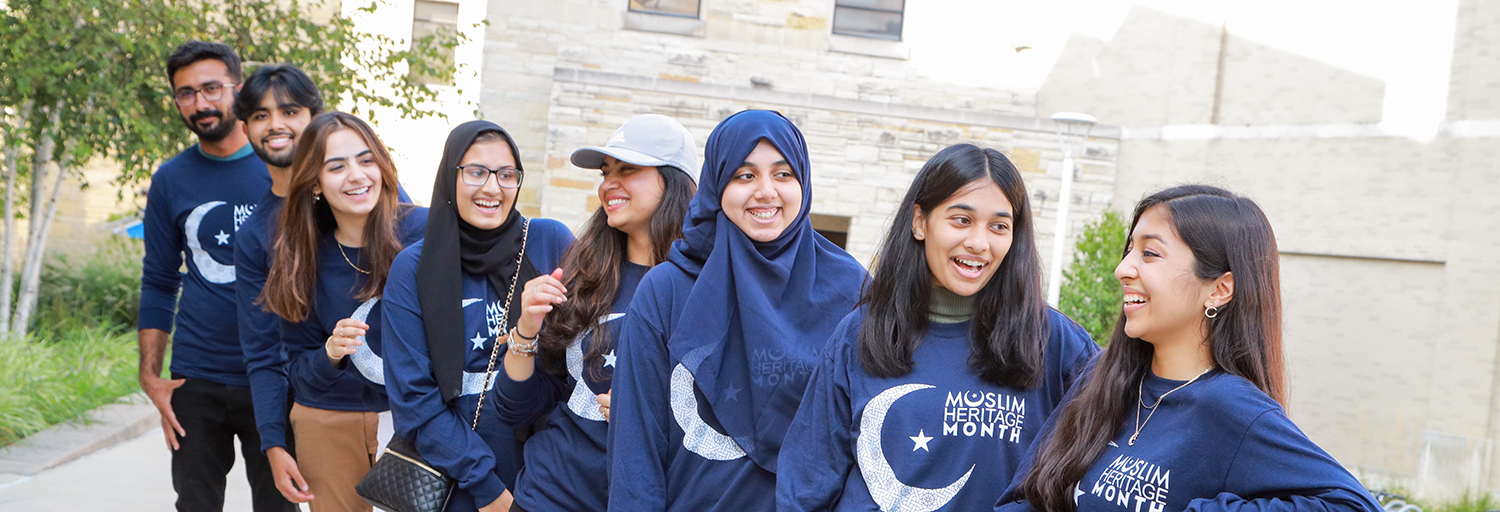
[32,238,144,336]
[1059,210,1128,346]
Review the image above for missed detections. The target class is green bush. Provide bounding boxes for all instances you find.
[1059,210,1129,346]
[0,239,146,446]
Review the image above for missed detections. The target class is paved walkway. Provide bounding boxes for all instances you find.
[0,427,298,512]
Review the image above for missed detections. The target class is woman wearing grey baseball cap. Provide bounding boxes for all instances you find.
[493,114,699,512]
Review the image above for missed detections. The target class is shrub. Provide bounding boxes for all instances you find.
[1059,210,1128,346]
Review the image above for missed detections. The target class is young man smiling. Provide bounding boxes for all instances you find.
[137,41,295,512]
[231,63,325,506]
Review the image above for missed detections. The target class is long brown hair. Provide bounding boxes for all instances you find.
[536,166,696,377]
[1018,184,1284,511]
[261,111,406,322]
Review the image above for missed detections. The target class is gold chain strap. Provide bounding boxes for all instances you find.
[471,218,530,431]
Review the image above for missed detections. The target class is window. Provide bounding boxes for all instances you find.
[832,0,904,41]
[628,0,700,18]
[411,0,459,86]
[812,214,851,249]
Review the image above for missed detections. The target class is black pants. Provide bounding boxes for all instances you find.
[169,375,297,512]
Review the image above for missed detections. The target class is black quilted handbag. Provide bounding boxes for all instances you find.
[355,220,529,512]
[355,436,455,512]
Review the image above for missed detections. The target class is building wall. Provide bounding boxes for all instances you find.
[1042,4,1500,498]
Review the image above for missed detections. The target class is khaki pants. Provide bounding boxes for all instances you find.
[289,404,381,512]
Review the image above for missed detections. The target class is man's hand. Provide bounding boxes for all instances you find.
[138,328,184,450]
[480,490,515,512]
[140,373,186,450]
[267,447,314,503]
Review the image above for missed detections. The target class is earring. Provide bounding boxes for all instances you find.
[314,193,322,202]
[913,229,924,241]
[1204,305,1220,318]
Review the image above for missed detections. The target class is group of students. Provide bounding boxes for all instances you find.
[140,40,1381,512]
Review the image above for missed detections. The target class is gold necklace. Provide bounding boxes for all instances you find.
[338,242,370,275]
[1129,366,1213,446]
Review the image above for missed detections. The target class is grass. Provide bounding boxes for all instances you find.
[0,238,147,447]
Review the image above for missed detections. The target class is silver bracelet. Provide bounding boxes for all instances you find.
[508,331,539,356]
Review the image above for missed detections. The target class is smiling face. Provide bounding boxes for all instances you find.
[312,129,383,219]
[455,139,519,230]
[242,90,311,169]
[598,156,665,236]
[720,140,803,242]
[171,59,240,143]
[913,179,1014,297]
[1115,204,1222,346]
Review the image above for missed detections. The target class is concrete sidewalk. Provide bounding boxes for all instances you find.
[0,427,273,511]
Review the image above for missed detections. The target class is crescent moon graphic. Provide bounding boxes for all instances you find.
[857,383,974,512]
[347,298,385,385]
[184,201,236,284]
[565,313,625,421]
[671,363,747,461]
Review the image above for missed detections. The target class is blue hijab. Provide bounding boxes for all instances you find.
[665,110,866,472]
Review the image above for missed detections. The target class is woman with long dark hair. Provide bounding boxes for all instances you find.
[259,111,428,512]
[776,143,1098,512]
[608,110,868,511]
[381,121,575,512]
[997,185,1380,512]
[492,114,699,512]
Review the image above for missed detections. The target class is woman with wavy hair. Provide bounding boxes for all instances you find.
[777,143,1098,512]
[260,111,428,511]
[996,185,1380,512]
[493,114,699,512]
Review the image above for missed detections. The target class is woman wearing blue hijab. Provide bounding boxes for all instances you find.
[608,110,867,511]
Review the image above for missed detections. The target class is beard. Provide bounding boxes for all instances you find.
[250,137,295,168]
[181,109,238,143]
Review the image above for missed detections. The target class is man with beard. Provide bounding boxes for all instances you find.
[232,63,324,506]
[137,41,294,512]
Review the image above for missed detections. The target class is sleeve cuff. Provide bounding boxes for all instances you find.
[137,308,176,332]
[465,473,507,508]
[310,352,346,382]
[257,424,287,453]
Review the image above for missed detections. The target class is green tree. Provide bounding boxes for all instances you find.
[1059,210,1129,346]
[0,0,464,340]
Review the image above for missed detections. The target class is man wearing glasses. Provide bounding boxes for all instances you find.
[137,40,294,512]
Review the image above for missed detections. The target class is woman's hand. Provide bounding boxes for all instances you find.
[597,390,611,423]
[480,490,515,512]
[514,268,567,341]
[325,318,370,365]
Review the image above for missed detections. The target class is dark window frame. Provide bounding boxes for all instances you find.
[831,0,905,42]
[628,0,702,19]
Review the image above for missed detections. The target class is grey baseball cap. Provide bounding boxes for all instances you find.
[570,114,700,183]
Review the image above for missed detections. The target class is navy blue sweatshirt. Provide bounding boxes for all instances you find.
[280,207,429,415]
[500,261,648,512]
[382,219,574,511]
[778,307,1099,512]
[239,187,413,451]
[140,144,269,386]
[609,263,786,512]
[994,370,1382,512]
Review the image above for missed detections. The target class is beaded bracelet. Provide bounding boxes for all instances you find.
[508,330,539,356]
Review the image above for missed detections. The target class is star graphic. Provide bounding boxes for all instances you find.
[1074,483,1084,504]
[214,230,231,245]
[910,429,933,452]
[723,384,741,401]
[470,333,486,350]
[603,350,617,368]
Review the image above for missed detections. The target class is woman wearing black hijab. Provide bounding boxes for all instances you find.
[382,121,575,512]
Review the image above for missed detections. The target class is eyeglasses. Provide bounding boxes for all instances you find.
[458,164,523,188]
[173,82,236,106]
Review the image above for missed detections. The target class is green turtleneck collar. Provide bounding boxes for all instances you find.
[929,284,975,324]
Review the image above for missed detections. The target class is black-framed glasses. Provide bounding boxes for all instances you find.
[173,82,237,106]
[458,164,522,188]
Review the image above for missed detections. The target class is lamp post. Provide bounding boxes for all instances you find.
[1046,112,1097,307]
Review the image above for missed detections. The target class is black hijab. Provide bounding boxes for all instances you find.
[416,120,540,403]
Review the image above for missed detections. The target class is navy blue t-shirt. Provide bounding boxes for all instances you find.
[140,144,269,386]
[280,207,428,414]
[778,307,1098,512]
[994,370,1382,512]
[382,219,575,511]
[501,261,648,512]
[608,263,785,512]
